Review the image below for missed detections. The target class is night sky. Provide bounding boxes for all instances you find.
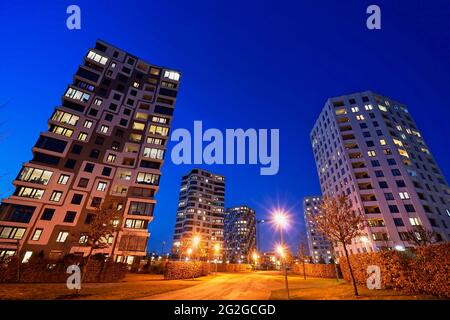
[0,0,449,253]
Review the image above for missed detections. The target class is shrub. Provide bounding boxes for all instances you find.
[339,243,449,298]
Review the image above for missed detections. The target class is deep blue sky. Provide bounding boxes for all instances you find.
[0,1,449,254]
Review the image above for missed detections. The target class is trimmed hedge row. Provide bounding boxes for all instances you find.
[164,261,210,280]
[0,256,127,283]
[339,243,450,298]
[215,263,252,273]
[292,263,339,278]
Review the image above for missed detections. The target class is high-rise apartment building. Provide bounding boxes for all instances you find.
[224,205,256,263]
[303,196,333,263]
[310,91,449,257]
[0,40,180,264]
[172,169,225,260]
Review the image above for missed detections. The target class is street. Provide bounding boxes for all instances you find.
[142,271,286,300]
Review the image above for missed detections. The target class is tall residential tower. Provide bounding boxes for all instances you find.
[172,169,225,260]
[0,40,180,264]
[303,196,333,263]
[224,205,256,263]
[310,91,449,257]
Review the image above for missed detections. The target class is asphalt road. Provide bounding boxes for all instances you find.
[140,271,287,300]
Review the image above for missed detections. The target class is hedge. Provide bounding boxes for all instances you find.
[292,263,339,278]
[164,261,210,280]
[339,243,450,298]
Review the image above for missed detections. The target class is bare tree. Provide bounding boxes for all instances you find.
[80,198,122,282]
[297,237,308,280]
[309,194,366,296]
[404,225,437,247]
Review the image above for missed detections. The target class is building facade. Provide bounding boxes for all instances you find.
[310,91,450,257]
[303,196,333,263]
[172,169,225,260]
[0,40,181,264]
[224,205,256,263]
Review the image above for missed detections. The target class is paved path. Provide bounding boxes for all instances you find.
[139,271,286,300]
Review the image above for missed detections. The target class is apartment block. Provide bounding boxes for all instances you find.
[303,196,333,263]
[0,40,181,264]
[224,205,256,263]
[172,169,225,260]
[310,91,450,257]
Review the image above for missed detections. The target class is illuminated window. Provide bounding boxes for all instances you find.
[379,139,386,145]
[135,112,148,121]
[51,110,79,126]
[143,147,164,160]
[393,139,403,147]
[149,125,169,136]
[335,108,347,115]
[58,174,70,185]
[65,87,90,103]
[78,132,88,141]
[409,217,421,226]
[84,120,93,129]
[132,122,145,131]
[351,107,359,113]
[56,231,69,243]
[356,115,365,121]
[86,50,108,65]
[399,192,410,200]
[398,149,409,158]
[364,104,373,110]
[15,187,44,199]
[18,167,53,185]
[50,191,63,202]
[378,104,388,112]
[97,181,107,192]
[163,70,180,81]
[31,229,43,241]
[100,125,109,134]
[107,154,116,163]
[367,150,376,157]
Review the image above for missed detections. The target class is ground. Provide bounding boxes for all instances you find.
[0,271,438,300]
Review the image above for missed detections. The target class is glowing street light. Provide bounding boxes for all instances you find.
[272,209,290,299]
[252,251,259,272]
[192,235,201,248]
[187,247,193,260]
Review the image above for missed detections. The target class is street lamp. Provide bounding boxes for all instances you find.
[252,251,259,271]
[192,235,201,260]
[186,248,193,261]
[272,210,290,299]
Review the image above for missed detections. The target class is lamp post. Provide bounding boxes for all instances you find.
[273,211,290,300]
[256,219,266,252]
[192,235,201,261]
[252,251,259,272]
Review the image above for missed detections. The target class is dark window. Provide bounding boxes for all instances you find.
[0,204,35,223]
[362,96,369,102]
[384,193,394,200]
[102,167,112,176]
[154,105,174,116]
[388,205,399,213]
[387,158,397,165]
[393,218,404,226]
[78,178,89,188]
[404,204,416,212]
[140,160,161,169]
[88,108,98,116]
[62,100,85,113]
[115,129,124,138]
[113,93,121,100]
[84,163,95,173]
[71,194,83,205]
[76,67,100,82]
[359,123,368,129]
[35,136,67,153]
[89,149,100,159]
[95,42,107,52]
[127,98,135,106]
[109,103,118,111]
[366,141,375,147]
[41,208,55,221]
[158,88,178,98]
[85,213,95,224]
[374,170,384,177]
[396,180,406,188]
[391,169,401,176]
[120,119,128,126]
[379,181,389,188]
[104,114,113,122]
[123,108,131,116]
[32,153,60,166]
[64,211,77,223]
[71,144,83,154]
[64,158,76,169]
[363,132,371,138]
[95,136,105,145]
[372,160,381,167]
[91,197,102,208]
